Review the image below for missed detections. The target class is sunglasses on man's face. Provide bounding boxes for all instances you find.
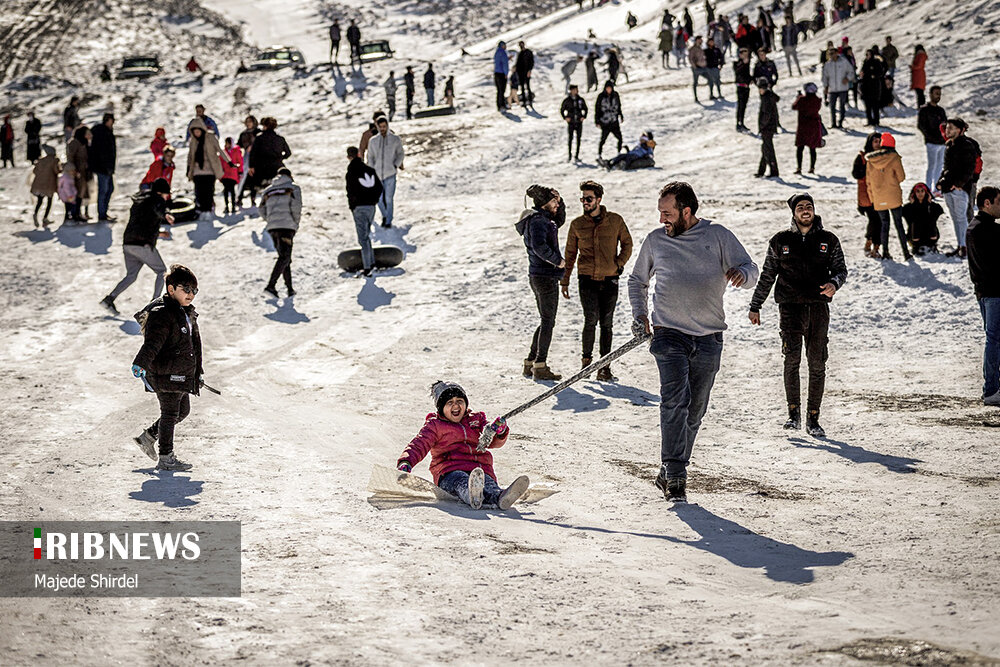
[580,196,597,203]
[178,285,198,296]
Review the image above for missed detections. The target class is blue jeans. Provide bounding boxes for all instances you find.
[980,297,1000,397]
[829,91,848,127]
[439,469,501,506]
[352,205,376,270]
[925,143,945,193]
[878,207,908,257]
[96,172,114,220]
[650,328,723,478]
[378,174,396,226]
[944,188,970,248]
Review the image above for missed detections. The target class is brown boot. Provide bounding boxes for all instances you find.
[596,365,616,382]
[532,362,562,381]
[522,358,534,378]
[863,239,872,255]
[581,356,592,369]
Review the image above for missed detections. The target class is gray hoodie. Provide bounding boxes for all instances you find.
[260,174,302,232]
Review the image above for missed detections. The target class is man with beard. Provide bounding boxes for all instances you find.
[628,182,759,502]
[748,193,848,437]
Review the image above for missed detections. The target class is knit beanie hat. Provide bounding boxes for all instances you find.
[151,178,171,194]
[526,184,556,209]
[787,192,814,211]
[879,132,896,148]
[431,381,468,416]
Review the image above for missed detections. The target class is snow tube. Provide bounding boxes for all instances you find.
[413,105,456,119]
[337,246,404,272]
[622,156,655,170]
[166,196,198,223]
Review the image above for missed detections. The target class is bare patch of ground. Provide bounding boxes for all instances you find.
[827,637,1000,666]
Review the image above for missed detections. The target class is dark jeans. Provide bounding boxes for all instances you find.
[579,276,618,359]
[567,122,582,158]
[406,90,414,119]
[779,303,830,413]
[267,229,295,290]
[439,469,502,506]
[829,91,848,127]
[193,174,216,212]
[878,207,908,256]
[914,87,925,108]
[650,328,723,478]
[736,85,750,127]
[96,172,114,220]
[34,194,52,220]
[519,76,533,105]
[221,178,237,210]
[758,132,778,176]
[796,145,817,171]
[861,205,881,243]
[528,275,560,364]
[598,122,622,157]
[980,297,1000,398]
[494,73,507,110]
[863,95,880,126]
[151,391,191,456]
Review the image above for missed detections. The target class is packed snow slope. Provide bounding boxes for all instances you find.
[1,0,999,664]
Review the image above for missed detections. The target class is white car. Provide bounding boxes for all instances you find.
[250,46,306,71]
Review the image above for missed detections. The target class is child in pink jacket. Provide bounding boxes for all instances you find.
[397,381,529,510]
[220,137,244,214]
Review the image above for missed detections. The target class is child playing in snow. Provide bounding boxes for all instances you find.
[397,382,529,510]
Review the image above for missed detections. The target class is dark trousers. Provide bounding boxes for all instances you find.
[567,122,582,158]
[829,91,848,126]
[736,85,750,127]
[598,122,622,157]
[861,205,881,243]
[878,207,909,257]
[758,131,778,176]
[528,276,560,364]
[518,75,532,105]
[34,194,52,220]
[267,229,295,290]
[494,73,507,110]
[193,174,216,212]
[151,391,191,456]
[779,303,830,413]
[863,96,880,126]
[579,276,618,358]
[796,145,817,171]
[221,178,237,211]
[406,90,414,119]
[914,87,925,108]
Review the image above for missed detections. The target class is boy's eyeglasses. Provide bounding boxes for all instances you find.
[179,285,198,296]
[580,196,597,202]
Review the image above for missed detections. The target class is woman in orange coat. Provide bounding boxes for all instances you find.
[910,45,927,108]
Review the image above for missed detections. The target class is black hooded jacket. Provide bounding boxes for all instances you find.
[967,211,1000,299]
[345,157,383,209]
[514,200,566,279]
[938,134,979,193]
[749,216,848,311]
[122,191,169,247]
[133,295,203,395]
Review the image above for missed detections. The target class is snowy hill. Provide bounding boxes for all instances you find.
[1,0,999,664]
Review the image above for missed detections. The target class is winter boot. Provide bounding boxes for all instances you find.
[498,475,530,510]
[863,239,872,256]
[596,365,617,382]
[522,358,534,378]
[532,362,562,381]
[784,405,801,430]
[99,295,119,316]
[655,469,687,502]
[134,428,158,461]
[156,453,193,472]
[467,467,485,510]
[805,410,826,437]
[263,285,279,299]
[581,356,593,369]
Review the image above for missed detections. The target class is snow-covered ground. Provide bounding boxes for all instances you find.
[1,0,999,663]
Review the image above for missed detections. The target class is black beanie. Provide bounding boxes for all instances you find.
[787,193,814,211]
[151,178,171,194]
[526,184,555,209]
[431,381,468,416]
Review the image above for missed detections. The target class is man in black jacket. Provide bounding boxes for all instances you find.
[515,41,535,107]
[748,193,848,436]
[966,186,1000,406]
[347,20,361,62]
[90,113,116,222]
[733,47,753,131]
[560,85,588,161]
[345,146,383,276]
[100,178,174,315]
[423,63,435,106]
[917,86,947,192]
[756,78,779,178]
[938,117,979,258]
[131,264,203,471]
[404,66,415,120]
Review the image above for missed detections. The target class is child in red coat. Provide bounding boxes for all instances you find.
[397,382,529,510]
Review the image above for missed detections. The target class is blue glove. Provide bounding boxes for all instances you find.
[131,364,147,378]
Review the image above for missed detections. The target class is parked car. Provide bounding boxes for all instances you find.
[118,56,161,79]
[250,46,306,71]
[357,40,394,64]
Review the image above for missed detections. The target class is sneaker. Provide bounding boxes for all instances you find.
[522,358,534,378]
[287,287,296,297]
[596,366,617,382]
[156,453,192,471]
[99,295,119,315]
[497,475,530,510]
[134,428,158,461]
[263,285,279,298]
[806,410,826,437]
[467,467,485,510]
[532,362,562,381]
[784,405,801,430]
[655,470,687,502]
[984,391,1000,407]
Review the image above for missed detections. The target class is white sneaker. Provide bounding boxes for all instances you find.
[498,475,530,510]
[984,391,1000,407]
[133,428,158,461]
[467,467,485,509]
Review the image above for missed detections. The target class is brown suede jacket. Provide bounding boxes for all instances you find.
[561,206,633,284]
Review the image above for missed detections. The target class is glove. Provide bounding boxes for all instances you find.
[397,462,412,473]
[491,417,509,437]
[631,318,647,338]
[131,364,147,378]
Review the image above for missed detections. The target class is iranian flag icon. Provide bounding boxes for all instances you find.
[33,527,41,559]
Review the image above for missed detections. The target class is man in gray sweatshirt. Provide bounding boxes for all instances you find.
[628,181,759,502]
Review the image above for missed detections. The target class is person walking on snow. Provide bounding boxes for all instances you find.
[423,64,436,106]
[0,116,15,168]
[966,186,1000,406]
[329,20,341,62]
[910,44,927,108]
[688,36,709,103]
[90,113,117,222]
[186,104,220,141]
[345,146,383,277]
[753,48,779,89]
[756,78,780,178]
[141,146,176,191]
[366,115,405,228]
[515,41,535,106]
[585,48,599,92]
[917,86,947,194]
[821,48,854,129]
[384,71,398,120]
[347,20,361,62]
[561,180,633,380]
[865,132,911,260]
[937,117,980,259]
[595,81,623,159]
[704,38,724,100]
[130,264,204,472]
[734,47,754,131]
[560,85,588,161]
[63,96,81,143]
[493,41,510,112]
[187,118,226,217]
[247,116,291,195]
[220,137,243,215]
[30,145,60,227]
[658,24,674,68]
[150,127,168,160]
[781,13,802,77]
[25,112,41,163]
[748,193,848,437]
[260,168,302,298]
[853,133,884,258]
[516,185,567,382]
[100,178,174,316]
[396,382,528,510]
[628,181,759,502]
[404,66,416,119]
[561,55,583,94]
[793,83,823,174]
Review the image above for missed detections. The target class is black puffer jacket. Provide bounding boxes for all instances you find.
[749,217,848,311]
[122,191,169,248]
[560,95,588,124]
[133,296,203,395]
[938,134,979,193]
[248,129,292,183]
[514,201,566,279]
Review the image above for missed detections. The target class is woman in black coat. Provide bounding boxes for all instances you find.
[248,116,291,191]
[860,48,887,127]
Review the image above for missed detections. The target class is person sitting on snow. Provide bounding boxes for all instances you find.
[606,131,656,170]
[396,382,529,510]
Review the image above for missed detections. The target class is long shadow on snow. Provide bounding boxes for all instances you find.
[129,469,204,507]
[374,223,417,254]
[187,216,242,249]
[25,222,113,255]
[358,277,395,311]
[787,436,922,473]
[264,297,310,324]
[587,380,659,406]
[879,260,966,297]
[501,110,523,123]
[551,386,611,413]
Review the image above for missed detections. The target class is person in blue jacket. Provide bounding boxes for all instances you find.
[606,131,656,170]
[493,41,510,111]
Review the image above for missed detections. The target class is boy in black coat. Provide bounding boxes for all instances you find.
[131,265,204,471]
[756,78,780,178]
